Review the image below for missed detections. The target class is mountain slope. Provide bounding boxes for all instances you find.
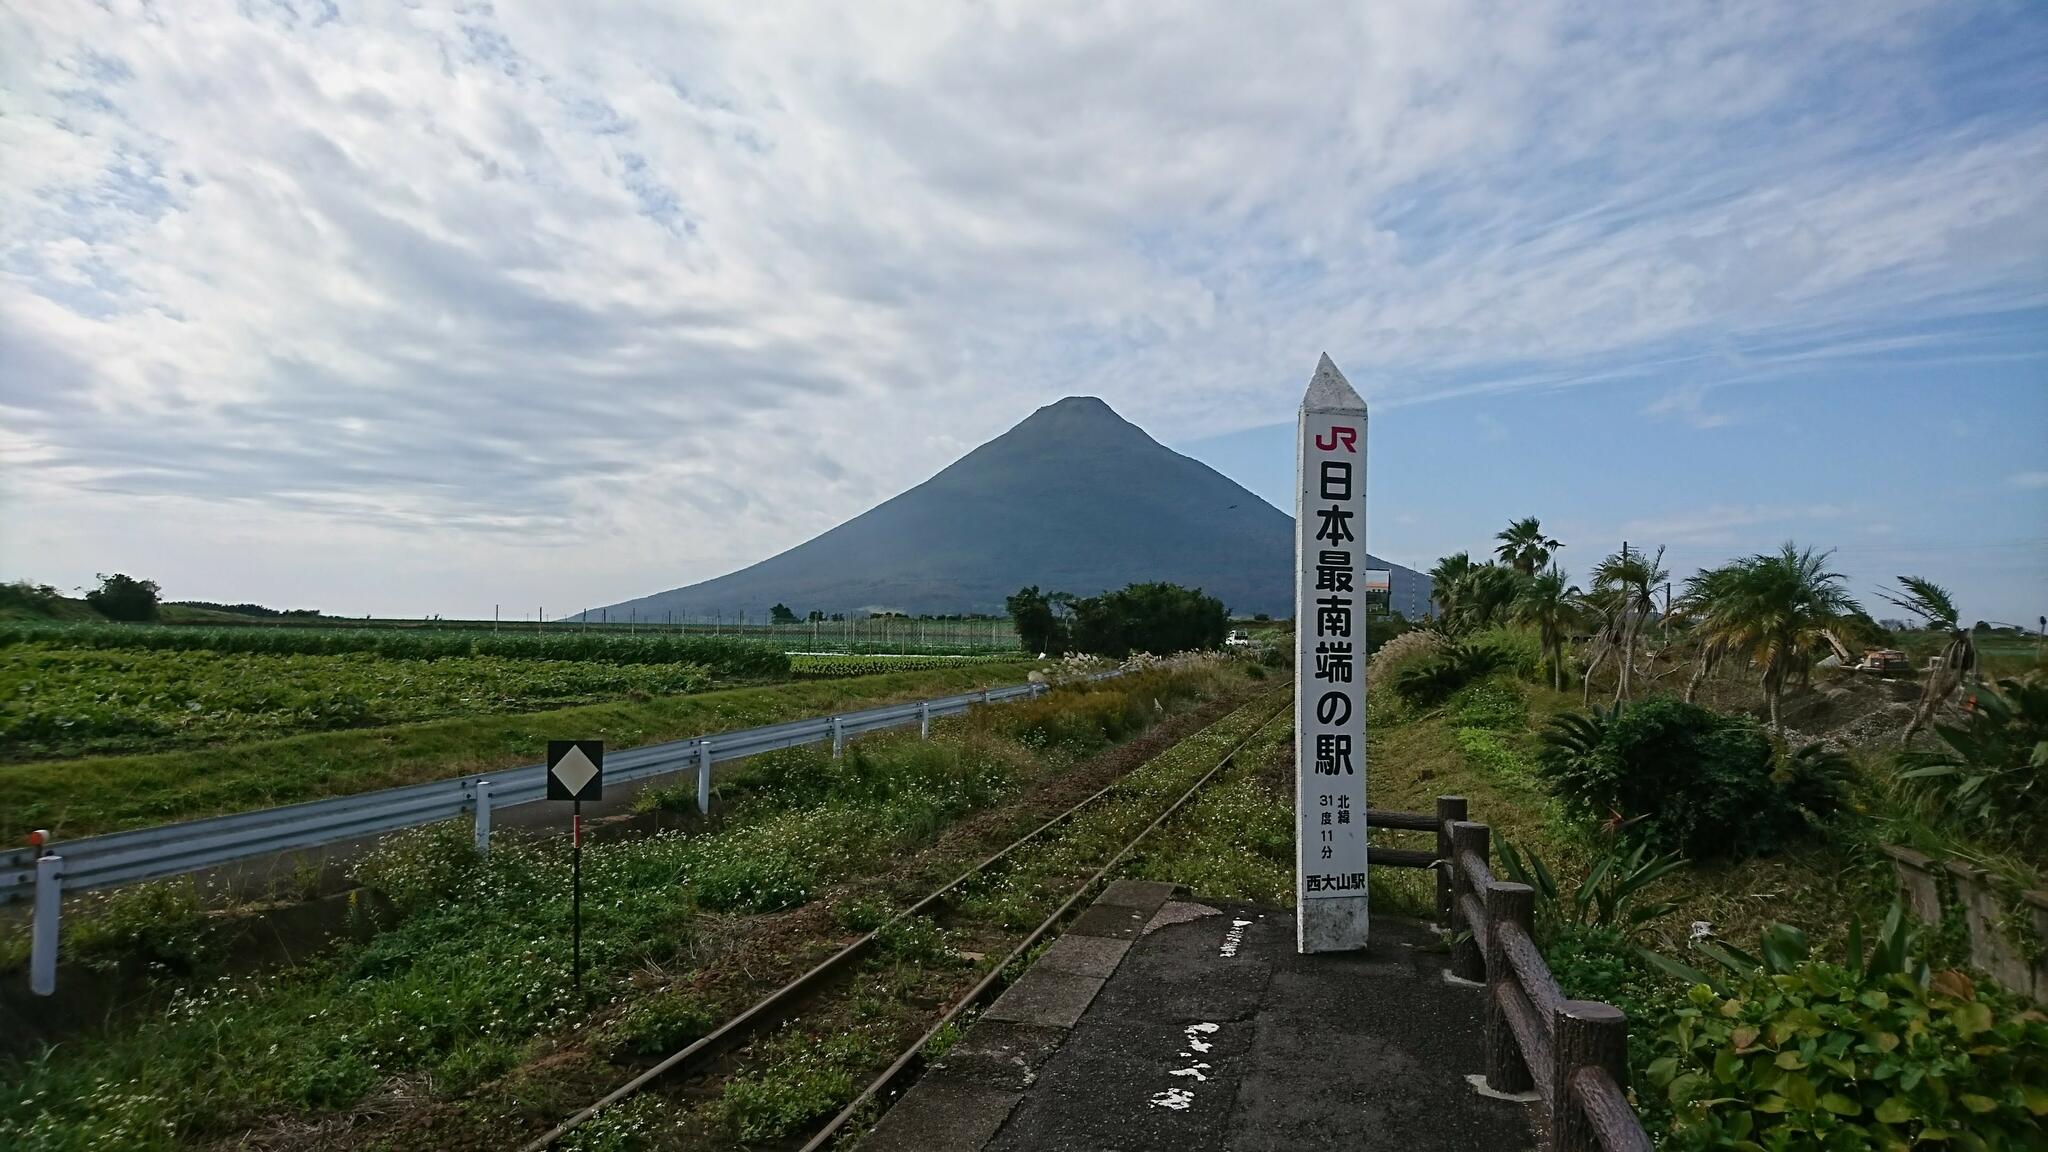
[589,396,1428,620]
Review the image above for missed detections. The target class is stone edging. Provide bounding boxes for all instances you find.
[861,878,1182,1152]
[1881,844,2047,1005]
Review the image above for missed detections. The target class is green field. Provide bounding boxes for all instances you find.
[1,645,716,760]
[0,621,791,673]
[0,659,1043,841]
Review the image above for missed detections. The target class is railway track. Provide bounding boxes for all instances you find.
[524,690,1291,1152]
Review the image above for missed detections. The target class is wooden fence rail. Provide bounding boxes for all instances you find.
[1364,797,1652,1152]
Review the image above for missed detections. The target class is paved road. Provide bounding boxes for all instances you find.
[866,881,1530,1151]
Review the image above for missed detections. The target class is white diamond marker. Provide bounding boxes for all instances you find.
[551,746,599,796]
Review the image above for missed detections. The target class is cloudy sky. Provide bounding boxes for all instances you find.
[2,1,2043,622]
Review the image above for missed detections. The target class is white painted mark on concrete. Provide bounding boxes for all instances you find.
[1465,1073,1541,1103]
[1149,1087,1195,1111]
[1184,1022,1219,1053]
[1218,919,1252,957]
[1169,1062,1212,1082]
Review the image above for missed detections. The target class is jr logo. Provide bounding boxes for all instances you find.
[1315,426,1358,453]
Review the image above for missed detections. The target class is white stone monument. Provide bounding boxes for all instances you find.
[1296,353,1370,953]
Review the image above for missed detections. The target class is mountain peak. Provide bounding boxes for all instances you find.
[1008,395,1151,446]
[589,392,1434,620]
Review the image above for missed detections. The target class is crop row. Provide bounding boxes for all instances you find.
[0,621,789,677]
[787,653,1008,678]
[1,645,711,759]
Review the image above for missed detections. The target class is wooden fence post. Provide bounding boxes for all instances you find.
[1435,795,1467,926]
[1485,882,1535,1094]
[1449,820,1489,982]
[1552,1000,1628,1152]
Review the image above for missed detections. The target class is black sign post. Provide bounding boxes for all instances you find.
[547,740,604,997]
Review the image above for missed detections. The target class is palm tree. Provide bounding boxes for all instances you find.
[1588,545,1669,704]
[1576,580,1627,705]
[1513,565,1581,690]
[1432,561,1523,635]
[1495,517,1564,576]
[1690,543,1862,732]
[1879,576,1978,743]
[1674,562,1743,703]
[1428,552,1476,621]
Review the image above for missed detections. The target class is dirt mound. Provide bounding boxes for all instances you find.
[1777,673,1925,751]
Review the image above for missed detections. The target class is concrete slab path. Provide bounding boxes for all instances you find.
[864,880,1529,1152]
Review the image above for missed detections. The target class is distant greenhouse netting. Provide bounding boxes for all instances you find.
[0,622,790,677]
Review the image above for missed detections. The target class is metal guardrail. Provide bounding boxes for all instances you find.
[3,682,1048,907]
[14,676,1098,994]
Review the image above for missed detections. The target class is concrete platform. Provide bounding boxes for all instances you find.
[865,880,1530,1151]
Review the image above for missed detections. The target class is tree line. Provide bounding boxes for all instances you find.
[1427,516,1985,736]
[1006,582,1229,658]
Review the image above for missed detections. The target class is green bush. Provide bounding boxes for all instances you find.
[1465,626,1545,680]
[1899,674,2047,855]
[1390,641,1507,707]
[1536,699,1841,858]
[1646,917,2048,1151]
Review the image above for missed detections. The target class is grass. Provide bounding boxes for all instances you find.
[0,660,1040,842]
[0,663,1249,1151]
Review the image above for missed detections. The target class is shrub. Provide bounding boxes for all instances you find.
[85,573,160,622]
[1497,835,1684,941]
[1390,641,1507,707]
[1644,914,2048,1151]
[1899,674,2047,855]
[1465,626,1545,680]
[1367,628,1444,685]
[1537,699,1840,858]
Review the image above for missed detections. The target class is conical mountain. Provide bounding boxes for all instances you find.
[588,396,1428,621]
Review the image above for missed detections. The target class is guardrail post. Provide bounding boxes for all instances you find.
[31,854,62,996]
[1449,821,1489,983]
[1552,1001,1628,1152]
[831,718,844,759]
[919,701,931,740]
[1435,795,1466,926]
[1484,882,1535,1094]
[697,741,713,815]
[474,780,493,855]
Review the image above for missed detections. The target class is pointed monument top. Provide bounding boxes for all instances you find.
[1303,352,1364,413]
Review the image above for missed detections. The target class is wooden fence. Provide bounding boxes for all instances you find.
[1368,796,1653,1152]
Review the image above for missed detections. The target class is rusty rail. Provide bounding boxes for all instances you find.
[1425,797,1652,1152]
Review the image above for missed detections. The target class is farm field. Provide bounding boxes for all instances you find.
[1,642,1011,762]
[0,616,1023,655]
[0,658,1041,842]
[0,621,792,671]
[1,645,715,760]
[0,662,1259,1151]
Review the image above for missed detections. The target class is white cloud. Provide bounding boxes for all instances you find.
[2009,471,2048,490]
[1621,503,1850,546]
[1643,381,1743,429]
[1,0,2043,611]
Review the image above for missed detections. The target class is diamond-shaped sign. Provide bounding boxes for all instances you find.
[547,740,604,801]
